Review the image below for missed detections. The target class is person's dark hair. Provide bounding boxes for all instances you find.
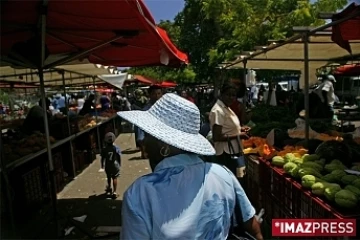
[237,82,247,98]
[220,82,236,95]
[38,98,50,107]
[88,94,95,100]
[148,85,162,94]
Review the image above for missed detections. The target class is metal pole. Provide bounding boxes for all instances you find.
[225,9,360,70]
[93,77,102,154]
[39,0,59,236]
[303,33,310,146]
[243,60,247,103]
[61,71,76,178]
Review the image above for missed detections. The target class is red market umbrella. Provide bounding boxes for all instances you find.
[158,81,177,88]
[132,75,156,85]
[1,0,188,69]
[334,64,360,76]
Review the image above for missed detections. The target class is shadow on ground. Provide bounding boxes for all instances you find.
[4,195,122,240]
[121,148,140,155]
[128,156,144,161]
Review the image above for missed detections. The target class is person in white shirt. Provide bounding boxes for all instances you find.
[314,75,336,118]
[250,85,259,104]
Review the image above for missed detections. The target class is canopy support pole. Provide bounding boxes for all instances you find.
[243,60,248,103]
[38,0,60,237]
[44,35,126,69]
[93,76,102,155]
[303,32,310,146]
[61,71,76,178]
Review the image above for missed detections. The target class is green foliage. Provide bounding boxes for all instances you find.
[127,0,347,85]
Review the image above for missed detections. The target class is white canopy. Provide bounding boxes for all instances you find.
[225,34,360,87]
[97,73,129,89]
[0,64,122,86]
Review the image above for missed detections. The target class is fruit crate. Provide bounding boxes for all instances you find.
[258,158,273,195]
[244,155,261,209]
[246,155,260,184]
[22,166,44,207]
[298,188,360,218]
[246,175,261,210]
[271,168,301,217]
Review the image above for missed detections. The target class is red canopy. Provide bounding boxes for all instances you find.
[334,64,360,76]
[157,81,177,88]
[133,75,156,85]
[1,0,188,68]
[332,3,360,53]
[126,75,178,87]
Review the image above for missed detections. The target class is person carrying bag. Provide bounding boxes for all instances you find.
[227,135,246,179]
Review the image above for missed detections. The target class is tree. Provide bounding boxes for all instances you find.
[129,0,348,86]
[177,0,347,82]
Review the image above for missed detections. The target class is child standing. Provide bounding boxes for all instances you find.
[99,132,121,198]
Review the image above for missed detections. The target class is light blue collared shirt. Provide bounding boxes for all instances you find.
[120,154,255,240]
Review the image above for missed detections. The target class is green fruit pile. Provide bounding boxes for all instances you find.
[271,153,360,209]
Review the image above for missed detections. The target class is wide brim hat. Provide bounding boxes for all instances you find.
[118,93,215,156]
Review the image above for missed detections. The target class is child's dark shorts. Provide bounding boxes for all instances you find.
[105,168,120,179]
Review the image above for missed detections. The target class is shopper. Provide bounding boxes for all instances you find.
[100,92,111,111]
[22,98,52,135]
[99,132,121,199]
[79,94,95,116]
[136,85,162,159]
[250,85,259,105]
[118,93,263,240]
[210,83,250,178]
[314,74,337,119]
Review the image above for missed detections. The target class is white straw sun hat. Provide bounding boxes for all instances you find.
[117,93,215,156]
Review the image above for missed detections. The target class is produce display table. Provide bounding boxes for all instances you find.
[5,115,118,171]
[3,114,122,224]
[337,108,360,132]
[244,155,360,240]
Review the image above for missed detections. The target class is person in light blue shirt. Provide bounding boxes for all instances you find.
[118,93,263,240]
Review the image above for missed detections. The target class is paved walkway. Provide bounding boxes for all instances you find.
[59,133,151,200]
[27,133,151,239]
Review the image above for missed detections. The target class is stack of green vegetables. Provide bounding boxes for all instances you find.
[272,153,360,209]
[250,105,335,137]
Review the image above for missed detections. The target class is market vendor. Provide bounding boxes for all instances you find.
[79,94,95,116]
[132,89,148,110]
[210,83,250,178]
[230,82,251,125]
[314,75,337,119]
[22,98,52,135]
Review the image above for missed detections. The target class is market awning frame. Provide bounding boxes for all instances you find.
[222,3,360,145]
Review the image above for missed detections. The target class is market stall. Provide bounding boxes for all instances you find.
[222,3,360,143]
[218,4,360,239]
[1,0,188,237]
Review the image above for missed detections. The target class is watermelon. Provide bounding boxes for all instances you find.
[315,140,352,167]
